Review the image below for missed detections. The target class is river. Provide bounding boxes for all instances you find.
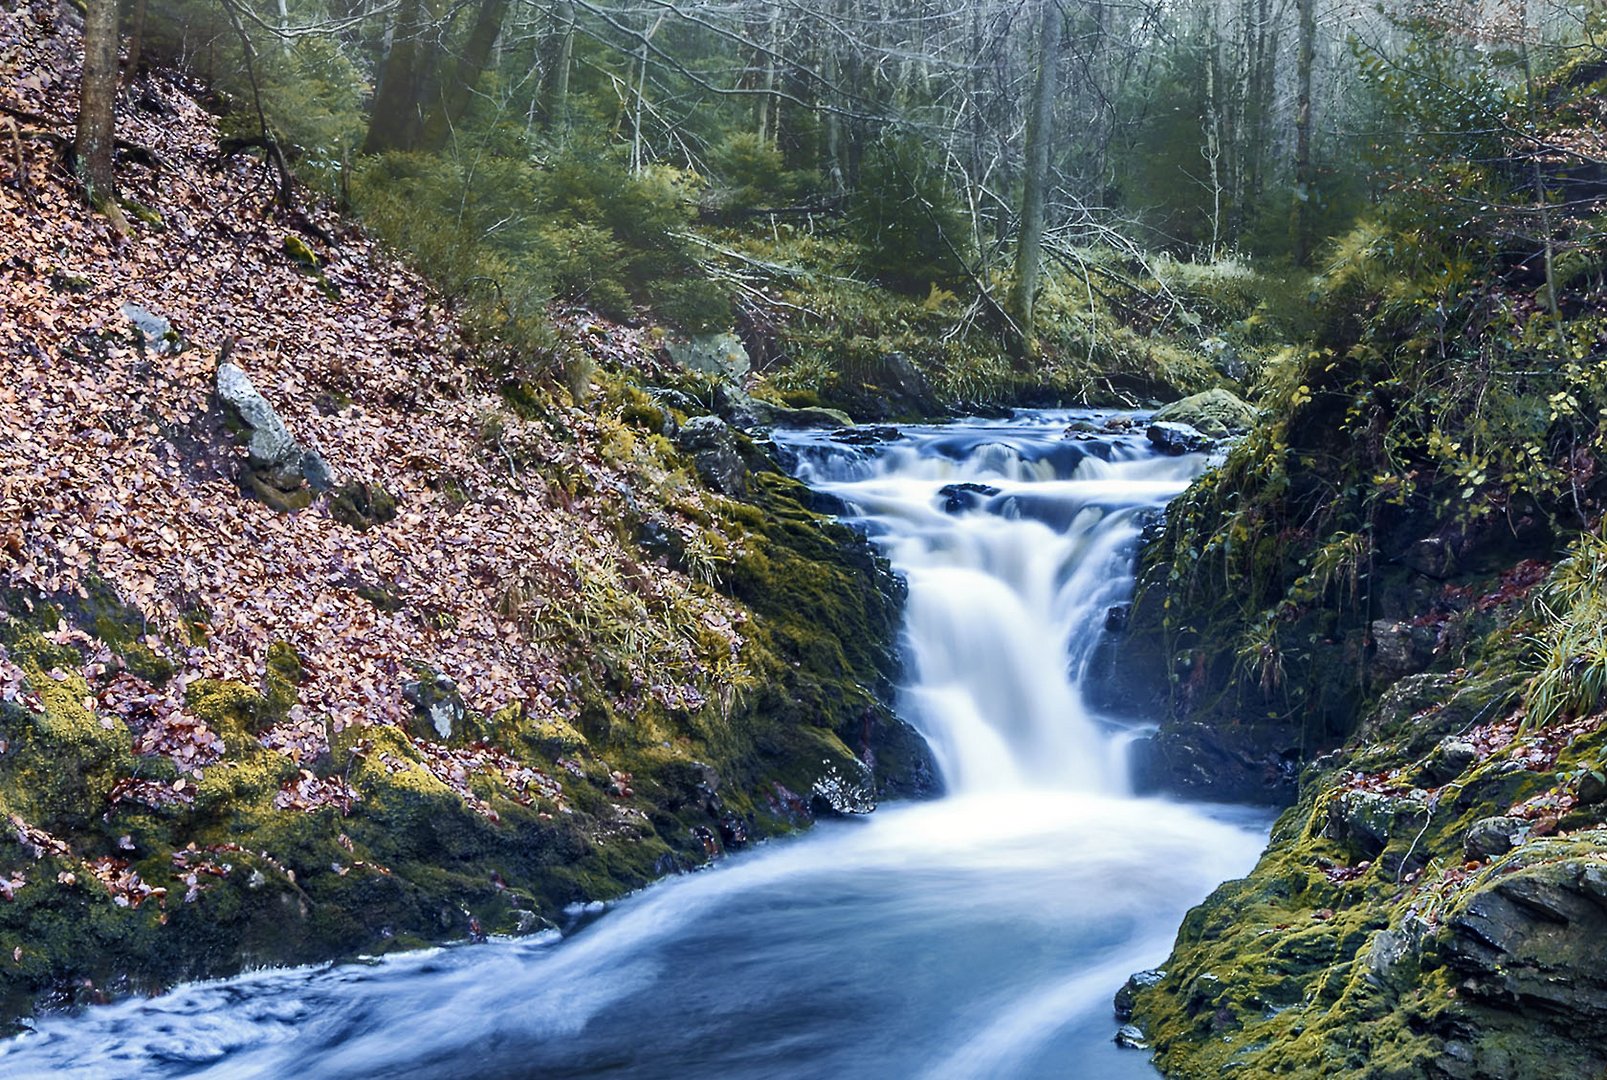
[0,411,1270,1079]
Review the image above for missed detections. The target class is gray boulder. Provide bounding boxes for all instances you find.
[216,361,336,507]
[1326,789,1404,856]
[402,672,467,742]
[122,302,181,354]
[675,415,748,498]
[1465,816,1530,860]
[1417,736,1479,786]
[1443,856,1607,1048]
[1146,421,1211,456]
[1153,388,1257,434]
[1371,619,1438,684]
[666,332,751,383]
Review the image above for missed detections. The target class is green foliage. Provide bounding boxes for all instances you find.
[352,139,730,336]
[707,134,817,210]
[846,136,971,290]
[1526,527,1607,727]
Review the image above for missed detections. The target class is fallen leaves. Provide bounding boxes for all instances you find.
[0,5,745,808]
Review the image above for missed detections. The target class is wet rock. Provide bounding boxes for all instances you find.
[665,332,750,383]
[1371,619,1437,683]
[1325,789,1401,857]
[217,360,336,508]
[1464,816,1530,859]
[1114,1024,1150,1050]
[690,825,721,858]
[1417,737,1479,786]
[1114,968,1164,1020]
[1443,857,1607,1037]
[1146,421,1211,456]
[937,482,1000,514]
[1104,604,1130,633]
[717,813,750,849]
[830,425,901,446]
[675,415,748,498]
[1063,420,1100,437]
[402,672,466,742]
[1153,388,1256,434]
[809,758,876,816]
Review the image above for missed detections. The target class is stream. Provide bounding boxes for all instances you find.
[0,411,1271,1079]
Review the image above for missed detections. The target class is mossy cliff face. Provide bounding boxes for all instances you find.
[1126,618,1607,1078]
[1110,102,1607,1071]
[0,385,932,1030]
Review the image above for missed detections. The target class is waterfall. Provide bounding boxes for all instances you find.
[0,412,1266,1080]
[777,414,1207,795]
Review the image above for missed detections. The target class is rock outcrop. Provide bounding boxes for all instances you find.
[1152,388,1256,435]
[216,360,336,511]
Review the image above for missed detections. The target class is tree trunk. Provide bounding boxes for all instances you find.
[363,0,435,153]
[418,0,512,151]
[76,0,120,206]
[1290,0,1315,265]
[1009,0,1061,361]
[540,0,575,132]
[124,0,149,84]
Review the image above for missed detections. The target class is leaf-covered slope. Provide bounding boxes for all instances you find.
[0,2,930,1026]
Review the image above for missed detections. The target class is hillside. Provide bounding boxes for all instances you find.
[0,2,932,1023]
[1117,53,1607,1080]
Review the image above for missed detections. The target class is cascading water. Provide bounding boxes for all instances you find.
[0,411,1270,1080]
[782,417,1204,793]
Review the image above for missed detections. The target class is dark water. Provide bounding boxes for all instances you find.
[0,412,1270,1079]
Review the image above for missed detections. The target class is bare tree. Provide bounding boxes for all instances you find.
[76,0,127,229]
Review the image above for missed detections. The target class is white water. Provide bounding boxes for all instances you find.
[0,411,1270,1079]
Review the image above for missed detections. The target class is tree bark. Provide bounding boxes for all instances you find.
[418,0,512,152]
[540,0,576,133]
[76,0,120,205]
[1010,0,1061,361]
[1290,0,1315,265]
[363,0,436,153]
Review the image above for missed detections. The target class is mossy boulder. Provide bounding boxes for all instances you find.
[1152,388,1256,434]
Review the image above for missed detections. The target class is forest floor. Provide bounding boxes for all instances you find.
[0,0,932,1024]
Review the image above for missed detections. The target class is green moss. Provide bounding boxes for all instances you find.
[328,481,398,531]
[282,233,320,267]
[0,664,133,833]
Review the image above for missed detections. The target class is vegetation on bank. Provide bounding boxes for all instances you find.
[0,8,943,1024]
[1118,26,1607,1080]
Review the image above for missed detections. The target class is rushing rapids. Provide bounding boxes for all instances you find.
[0,411,1270,1079]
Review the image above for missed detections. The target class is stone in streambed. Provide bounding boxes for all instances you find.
[1146,421,1211,456]
[937,482,1000,514]
[830,425,902,446]
[1114,968,1164,1021]
[1114,1024,1150,1050]
[1153,388,1257,434]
